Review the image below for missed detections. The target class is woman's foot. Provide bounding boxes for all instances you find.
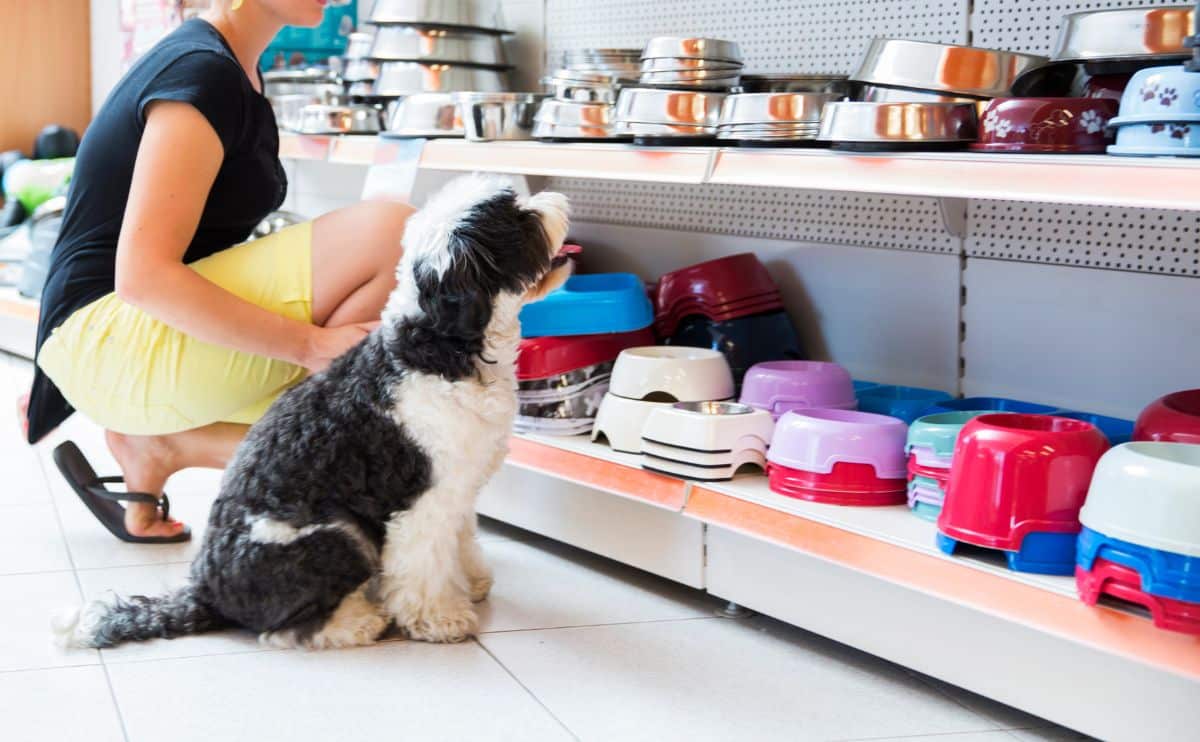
[104,430,188,539]
[16,391,29,438]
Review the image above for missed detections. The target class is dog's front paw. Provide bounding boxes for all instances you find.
[404,604,478,643]
[468,574,493,603]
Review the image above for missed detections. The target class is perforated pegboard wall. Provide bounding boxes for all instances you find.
[967,201,1200,276]
[972,0,1189,55]
[545,178,958,253]
[545,0,967,74]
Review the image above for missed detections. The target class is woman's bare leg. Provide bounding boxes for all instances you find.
[103,200,414,538]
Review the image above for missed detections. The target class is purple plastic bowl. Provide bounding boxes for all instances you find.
[767,408,908,479]
[739,361,857,420]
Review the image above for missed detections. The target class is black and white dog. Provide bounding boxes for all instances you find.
[54,174,571,649]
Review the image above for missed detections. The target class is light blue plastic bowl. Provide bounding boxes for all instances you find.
[519,273,654,338]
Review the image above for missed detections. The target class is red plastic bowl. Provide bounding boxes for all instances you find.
[517,327,657,381]
[655,295,786,337]
[1134,389,1200,445]
[970,98,1118,154]
[1076,557,1200,636]
[939,414,1110,551]
[654,253,781,318]
[767,461,906,506]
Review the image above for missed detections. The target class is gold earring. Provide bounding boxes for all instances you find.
[231,0,243,9]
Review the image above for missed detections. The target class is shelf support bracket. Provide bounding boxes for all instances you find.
[938,197,969,240]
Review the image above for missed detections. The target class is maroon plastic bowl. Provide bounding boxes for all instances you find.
[970,98,1119,154]
[1083,74,1132,102]
[654,253,780,318]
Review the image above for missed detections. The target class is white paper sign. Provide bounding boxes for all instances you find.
[362,138,426,202]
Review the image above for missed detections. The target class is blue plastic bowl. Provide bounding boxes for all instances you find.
[922,397,1058,417]
[519,273,654,338]
[856,385,954,424]
[853,380,881,393]
[1056,412,1135,445]
[1109,121,1200,157]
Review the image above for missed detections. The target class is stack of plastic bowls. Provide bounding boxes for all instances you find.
[515,328,655,435]
[639,401,775,481]
[937,414,1110,575]
[903,412,989,522]
[766,409,909,506]
[517,272,655,436]
[592,347,736,453]
[856,384,953,424]
[655,254,803,386]
[739,361,856,420]
[1076,442,1200,635]
[1108,65,1200,156]
[1134,388,1200,443]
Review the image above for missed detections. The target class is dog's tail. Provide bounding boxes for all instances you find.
[52,585,225,648]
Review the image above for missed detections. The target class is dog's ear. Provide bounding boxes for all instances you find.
[519,191,570,254]
[393,264,494,380]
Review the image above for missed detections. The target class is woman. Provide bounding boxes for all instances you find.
[22,0,412,542]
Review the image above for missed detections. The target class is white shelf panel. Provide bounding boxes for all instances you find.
[280,133,1200,212]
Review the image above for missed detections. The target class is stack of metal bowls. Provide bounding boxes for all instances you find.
[534,70,626,141]
[739,74,851,95]
[265,68,343,131]
[717,92,840,146]
[638,37,744,91]
[615,37,742,144]
[341,31,378,97]
[364,0,514,139]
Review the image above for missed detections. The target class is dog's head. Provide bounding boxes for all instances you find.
[384,174,572,379]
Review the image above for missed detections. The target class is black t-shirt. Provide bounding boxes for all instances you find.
[27,18,287,443]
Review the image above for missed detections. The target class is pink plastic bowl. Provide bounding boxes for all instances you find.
[767,408,909,480]
[739,361,857,420]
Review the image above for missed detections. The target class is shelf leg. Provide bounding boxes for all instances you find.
[717,601,755,619]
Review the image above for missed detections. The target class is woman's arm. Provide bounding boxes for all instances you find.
[114,100,370,371]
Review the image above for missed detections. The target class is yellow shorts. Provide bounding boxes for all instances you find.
[38,222,313,435]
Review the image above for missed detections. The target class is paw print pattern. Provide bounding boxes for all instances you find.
[1151,123,1167,134]
[1141,82,1160,102]
[1159,88,1179,107]
[1170,124,1191,140]
[1079,109,1107,135]
[983,112,1013,138]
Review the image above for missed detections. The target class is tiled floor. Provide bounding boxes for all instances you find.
[0,352,1090,742]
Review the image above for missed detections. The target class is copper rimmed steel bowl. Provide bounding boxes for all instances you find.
[851,38,1047,99]
[818,101,979,151]
[369,25,508,66]
[720,92,837,126]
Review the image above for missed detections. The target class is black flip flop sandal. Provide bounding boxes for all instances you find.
[52,441,192,544]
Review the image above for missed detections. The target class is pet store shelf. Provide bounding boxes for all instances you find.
[0,287,37,359]
[279,132,1200,210]
[505,431,1200,684]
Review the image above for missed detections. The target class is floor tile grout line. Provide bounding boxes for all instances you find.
[906,672,1051,733]
[32,433,133,742]
[835,731,1021,742]
[473,636,581,742]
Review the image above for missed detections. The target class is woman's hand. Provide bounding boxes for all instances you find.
[300,321,380,373]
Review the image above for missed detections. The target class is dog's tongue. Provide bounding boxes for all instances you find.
[551,243,582,266]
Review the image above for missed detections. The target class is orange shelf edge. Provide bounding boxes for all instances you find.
[686,486,1200,681]
[0,295,38,323]
[506,436,687,511]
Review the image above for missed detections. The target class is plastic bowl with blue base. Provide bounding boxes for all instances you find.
[519,273,654,337]
[922,396,1058,416]
[1076,527,1200,603]
[857,385,953,424]
[937,531,1081,576]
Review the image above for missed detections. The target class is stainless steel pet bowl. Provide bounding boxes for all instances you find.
[384,93,464,138]
[851,38,1047,99]
[373,61,509,96]
[292,104,383,135]
[615,88,727,129]
[457,92,547,141]
[369,25,508,66]
[817,101,978,150]
[367,0,511,34]
[641,36,743,64]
